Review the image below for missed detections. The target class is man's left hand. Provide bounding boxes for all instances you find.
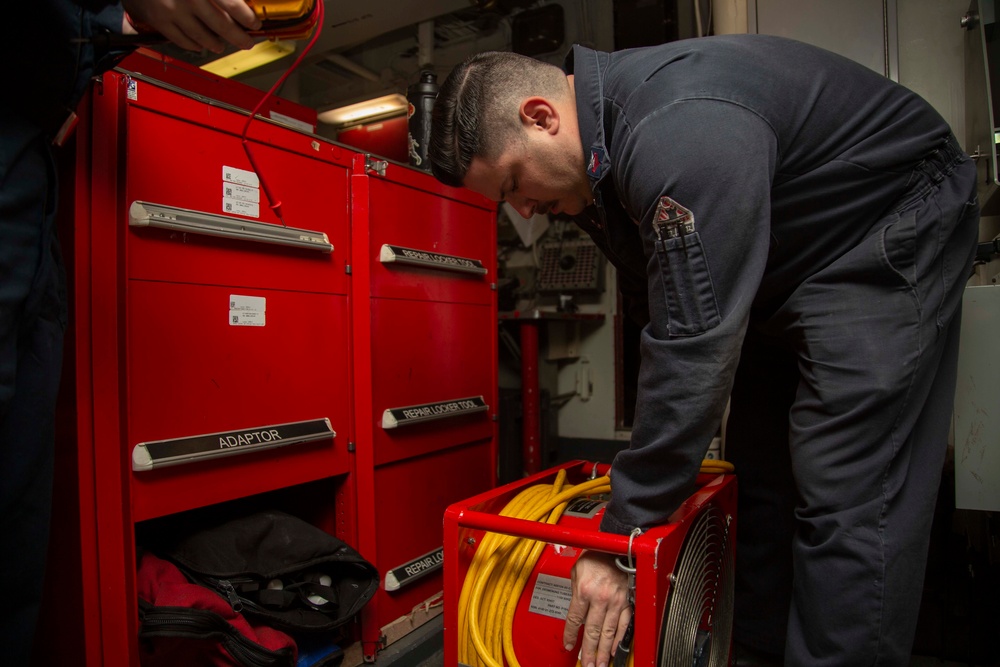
[563,551,632,667]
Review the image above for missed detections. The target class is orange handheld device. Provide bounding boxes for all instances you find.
[125,0,320,42]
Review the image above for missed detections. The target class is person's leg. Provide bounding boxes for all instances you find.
[727,327,799,660]
[0,121,67,667]
[777,149,978,666]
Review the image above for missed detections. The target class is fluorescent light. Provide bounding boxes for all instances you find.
[201,40,296,78]
[318,93,408,126]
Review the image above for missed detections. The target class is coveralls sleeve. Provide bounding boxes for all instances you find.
[600,99,778,535]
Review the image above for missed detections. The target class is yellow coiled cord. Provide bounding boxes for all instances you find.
[458,460,733,667]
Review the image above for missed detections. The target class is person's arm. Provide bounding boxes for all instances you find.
[564,99,778,667]
[122,0,261,52]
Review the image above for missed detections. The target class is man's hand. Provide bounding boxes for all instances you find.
[122,0,262,53]
[563,551,632,667]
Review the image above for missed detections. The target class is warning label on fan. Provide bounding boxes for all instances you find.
[528,573,573,620]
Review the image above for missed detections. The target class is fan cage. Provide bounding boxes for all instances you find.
[658,505,734,667]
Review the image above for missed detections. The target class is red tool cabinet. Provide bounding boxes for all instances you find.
[41,50,497,667]
[350,154,499,657]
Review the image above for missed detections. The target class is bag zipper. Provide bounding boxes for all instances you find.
[139,605,293,667]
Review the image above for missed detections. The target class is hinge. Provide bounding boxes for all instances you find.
[365,154,388,178]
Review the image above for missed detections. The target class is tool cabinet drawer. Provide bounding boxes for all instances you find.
[125,102,350,294]
[126,279,351,520]
[370,442,494,623]
[369,298,494,466]
[365,178,494,304]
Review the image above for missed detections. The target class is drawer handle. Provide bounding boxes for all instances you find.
[379,244,487,275]
[129,201,333,253]
[382,396,489,429]
[132,418,335,471]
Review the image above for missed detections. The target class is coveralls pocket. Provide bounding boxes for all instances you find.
[876,208,917,289]
[654,231,721,336]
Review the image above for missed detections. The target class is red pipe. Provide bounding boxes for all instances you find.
[451,508,633,554]
[520,322,541,474]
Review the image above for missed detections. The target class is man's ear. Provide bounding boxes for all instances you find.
[519,97,559,134]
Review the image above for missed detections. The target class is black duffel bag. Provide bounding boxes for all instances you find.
[152,510,378,635]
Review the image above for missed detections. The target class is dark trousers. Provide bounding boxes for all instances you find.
[727,139,979,666]
[0,119,67,667]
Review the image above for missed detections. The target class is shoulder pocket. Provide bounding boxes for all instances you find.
[655,231,721,336]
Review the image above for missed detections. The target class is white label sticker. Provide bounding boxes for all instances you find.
[229,295,265,327]
[528,573,573,620]
[563,498,608,519]
[223,182,260,204]
[222,165,259,188]
[223,197,260,218]
[126,79,138,101]
[229,310,265,326]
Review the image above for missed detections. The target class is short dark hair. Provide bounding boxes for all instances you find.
[429,51,568,187]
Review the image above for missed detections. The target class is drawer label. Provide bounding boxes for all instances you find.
[379,244,487,275]
[132,418,335,471]
[223,197,260,219]
[384,547,444,591]
[230,294,265,327]
[222,165,260,188]
[381,396,488,429]
[223,182,261,204]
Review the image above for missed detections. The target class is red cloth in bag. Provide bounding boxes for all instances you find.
[137,552,297,667]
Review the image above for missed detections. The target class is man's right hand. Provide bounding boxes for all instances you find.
[122,0,262,53]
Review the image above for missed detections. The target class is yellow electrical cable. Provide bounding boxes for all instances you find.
[493,473,569,666]
[502,497,569,667]
[461,473,607,666]
[485,475,571,664]
[461,472,564,664]
[699,460,735,474]
[490,473,569,667]
[459,460,731,666]
[459,483,553,664]
[462,482,560,665]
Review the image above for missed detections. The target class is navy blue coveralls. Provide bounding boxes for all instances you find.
[566,36,979,665]
[2,3,122,664]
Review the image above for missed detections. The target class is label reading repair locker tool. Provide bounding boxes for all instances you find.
[529,573,573,620]
[384,547,444,591]
[381,396,489,429]
[229,294,265,327]
[379,244,487,275]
